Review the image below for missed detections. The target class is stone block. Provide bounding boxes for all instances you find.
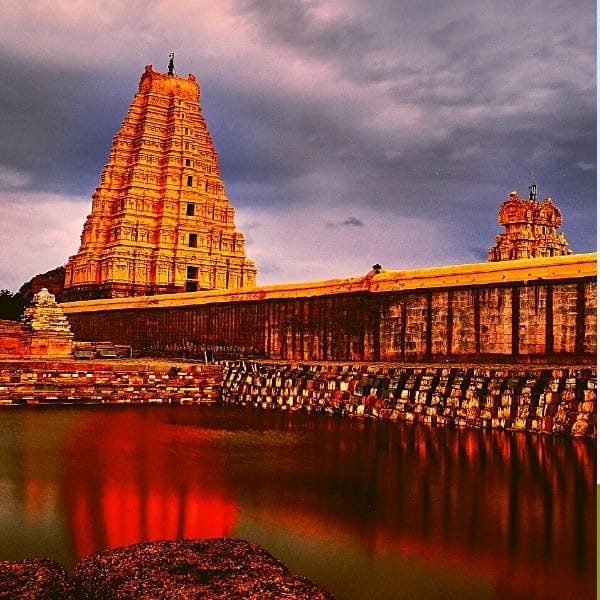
[571,419,594,436]
[552,284,578,354]
[450,289,476,354]
[578,401,595,414]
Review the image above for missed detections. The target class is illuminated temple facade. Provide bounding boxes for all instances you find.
[63,62,257,300]
[488,183,573,261]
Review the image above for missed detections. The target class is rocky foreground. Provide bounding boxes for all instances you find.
[0,538,333,599]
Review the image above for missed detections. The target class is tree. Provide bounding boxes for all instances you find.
[0,290,26,320]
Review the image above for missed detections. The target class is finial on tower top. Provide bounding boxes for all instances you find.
[168,52,175,76]
[528,173,537,201]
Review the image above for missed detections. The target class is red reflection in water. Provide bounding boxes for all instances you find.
[7,407,594,600]
[61,409,237,562]
[216,412,596,600]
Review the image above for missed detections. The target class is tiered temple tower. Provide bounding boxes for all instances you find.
[63,59,256,300]
[488,182,573,261]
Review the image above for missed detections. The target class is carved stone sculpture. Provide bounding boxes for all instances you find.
[488,185,573,261]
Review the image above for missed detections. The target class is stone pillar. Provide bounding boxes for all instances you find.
[21,288,74,358]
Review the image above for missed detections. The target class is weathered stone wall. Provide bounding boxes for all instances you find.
[0,320,29,358]
[518,284,547,355]
[430,291,448,357]
[62,255,597,365]
[221,362,596,438]
[0,361,222,405]
[404,293,429,360]
[583,281,596,353]
[478,287,512,354]
[2,359,594,438]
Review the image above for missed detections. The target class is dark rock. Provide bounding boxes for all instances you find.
[19,266,66,304]
[72,538,334,599]
[0,557,73,599]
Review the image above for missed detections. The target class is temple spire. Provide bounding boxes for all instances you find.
[63,63,257,300]
[488,182,573,261]
[168,52,175,76]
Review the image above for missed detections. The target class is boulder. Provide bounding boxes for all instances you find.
[0,557,73,599]
[73,538,333,599]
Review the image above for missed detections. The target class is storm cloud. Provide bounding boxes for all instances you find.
[0,0,595,291]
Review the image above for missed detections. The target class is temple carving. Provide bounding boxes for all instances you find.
[488,183,573,261]
[63,62,257,300]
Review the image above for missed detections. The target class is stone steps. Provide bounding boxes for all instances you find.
[0,363,223,405]
[221,362,596,437]
[0,360,595,436]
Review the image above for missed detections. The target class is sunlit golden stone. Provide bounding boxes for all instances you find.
[488,186,573,262]
[64,65,256,300]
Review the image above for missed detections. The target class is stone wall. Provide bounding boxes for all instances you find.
[0,361,222,405]
[0,320,28,358]
[61,254,597,365]
[583,280,596,352]
[221,362,597,438]
[0,359,594,438]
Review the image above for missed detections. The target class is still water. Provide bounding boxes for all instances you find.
[0,405,595,599]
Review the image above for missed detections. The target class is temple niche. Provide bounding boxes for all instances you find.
[488,183,573,262]
[63,60,257,300]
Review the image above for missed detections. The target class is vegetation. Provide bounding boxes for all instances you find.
[0,265,65,321]
[0,290,25,320]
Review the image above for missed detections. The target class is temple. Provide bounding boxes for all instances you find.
[488,182,573,261]
[63,60,257,300]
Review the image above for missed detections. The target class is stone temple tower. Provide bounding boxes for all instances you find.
[63,58,257,300]
[488,182,573,261]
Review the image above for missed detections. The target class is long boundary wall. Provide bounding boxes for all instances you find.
[61,254,597,364]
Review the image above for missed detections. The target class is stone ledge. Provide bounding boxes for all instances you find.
[60,253,597,313]
[0,361,223,406]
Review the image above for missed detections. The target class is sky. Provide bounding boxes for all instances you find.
[0,0,595,292]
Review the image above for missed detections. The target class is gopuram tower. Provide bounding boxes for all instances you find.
[63,56,257,300]
[488,182,573,261]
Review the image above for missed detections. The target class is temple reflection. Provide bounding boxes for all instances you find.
[211,413,596,598]
[60,409,237,561]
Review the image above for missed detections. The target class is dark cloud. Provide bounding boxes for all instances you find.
[342,217,364,227]
[0,0,595,290]
[221,0,594,243]
[326,217,364,228]
[0,52,134,196]
[234,0,375,64]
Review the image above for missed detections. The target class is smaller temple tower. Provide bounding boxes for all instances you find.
[20,288,74,358]
[488,183,573,261]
